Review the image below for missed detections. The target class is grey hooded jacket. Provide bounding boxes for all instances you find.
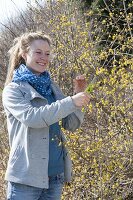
[2,81,84,189]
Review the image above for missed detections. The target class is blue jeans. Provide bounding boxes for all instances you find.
[7,173,64,200]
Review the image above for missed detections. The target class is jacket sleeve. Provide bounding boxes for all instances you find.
[62,109,84,132]
[51,81,85,132]
[2,84,77,128]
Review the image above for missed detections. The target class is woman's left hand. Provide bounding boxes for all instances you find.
[73,74,87,94]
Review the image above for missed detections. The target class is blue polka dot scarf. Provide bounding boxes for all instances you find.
[12,64,52,96]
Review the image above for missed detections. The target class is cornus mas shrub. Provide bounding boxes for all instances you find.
[0,0,132,199]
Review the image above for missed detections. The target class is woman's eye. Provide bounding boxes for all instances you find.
[36,51,41,54]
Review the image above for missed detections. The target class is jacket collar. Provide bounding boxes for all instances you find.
[51,81,65,100]
[18,81,65,100]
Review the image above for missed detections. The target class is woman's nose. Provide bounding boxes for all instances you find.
[40,53,47,60]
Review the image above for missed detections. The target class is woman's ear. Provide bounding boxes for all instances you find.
[21,53,27,61]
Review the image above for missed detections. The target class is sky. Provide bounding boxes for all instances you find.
[0,0,36,24]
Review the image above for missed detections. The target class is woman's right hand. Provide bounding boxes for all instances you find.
[71,92,90,108]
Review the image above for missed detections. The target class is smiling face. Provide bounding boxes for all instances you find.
[23,39,51,75]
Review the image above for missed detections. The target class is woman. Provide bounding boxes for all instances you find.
[2,32,90,200]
